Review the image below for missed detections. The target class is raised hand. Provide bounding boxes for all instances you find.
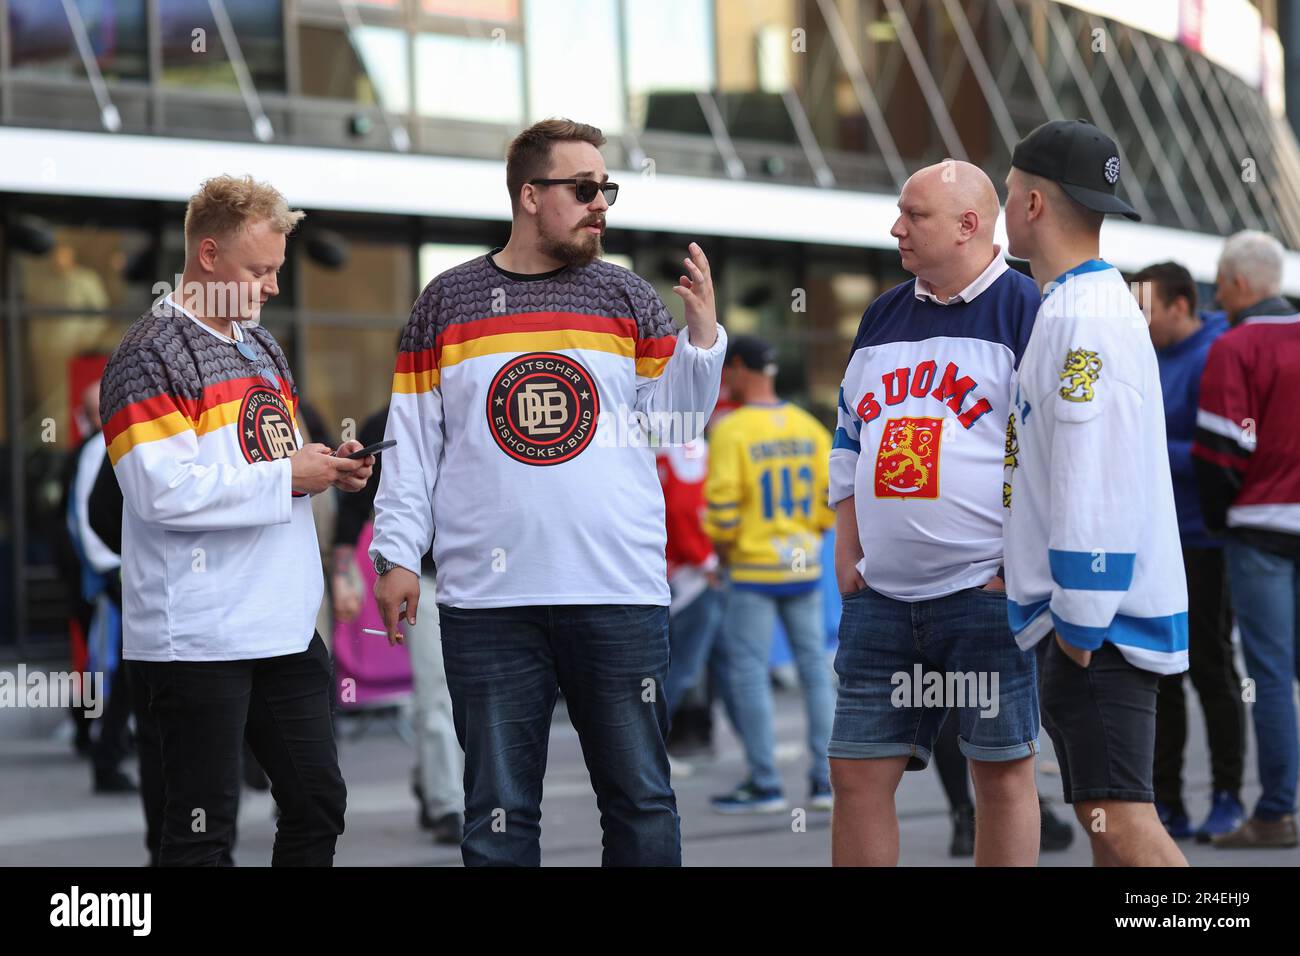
[672,241,718,348]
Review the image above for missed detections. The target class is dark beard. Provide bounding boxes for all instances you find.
[538,227,602,268]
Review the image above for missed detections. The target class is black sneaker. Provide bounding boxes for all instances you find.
[1040,801,1075,852]
[949,805,975,857]
[431,812,463,846]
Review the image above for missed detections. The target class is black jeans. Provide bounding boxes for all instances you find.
[136,633,346,866]
[1153,546,1246,809]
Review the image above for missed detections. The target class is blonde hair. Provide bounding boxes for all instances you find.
[183,174,305,256]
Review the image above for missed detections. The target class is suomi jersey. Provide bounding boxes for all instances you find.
[1003,260,1188,674]
[100,296,321,662]
[369,252,727,608]
[703,402,834,592]
[829,256,1038,601]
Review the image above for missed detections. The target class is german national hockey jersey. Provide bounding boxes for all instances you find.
[369,251,727,608]
[829,254,1038,600]
[100,296,322,662]
[1192,298,1300,556]
[704,402,834,591]
[1004,260,1188,674]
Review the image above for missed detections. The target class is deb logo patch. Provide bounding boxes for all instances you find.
[238,384,304,496]
[487,352,599,465]
[874,417,941,499]
[238,385,298,463]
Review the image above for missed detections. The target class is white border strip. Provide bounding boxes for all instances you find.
[5,126,1300,293]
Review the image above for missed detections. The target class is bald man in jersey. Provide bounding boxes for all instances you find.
[828,160,1044,865]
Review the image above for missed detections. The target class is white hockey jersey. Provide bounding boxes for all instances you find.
[101,297,322,662]
[370,251,726,608]
[829,255,1039,600]
[1003,260,1188,674]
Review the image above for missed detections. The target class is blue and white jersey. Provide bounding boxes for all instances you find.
[1003,260,1188,674]
[830,253,1038,601]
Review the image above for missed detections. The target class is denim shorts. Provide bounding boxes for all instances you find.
[829,584,1040,770]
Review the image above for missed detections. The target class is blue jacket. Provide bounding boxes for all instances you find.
[1157,311,1229,549]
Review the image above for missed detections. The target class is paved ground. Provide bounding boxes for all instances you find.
[2,673,1296,867]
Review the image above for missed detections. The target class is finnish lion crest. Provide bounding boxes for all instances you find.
[1058,348,1102,403]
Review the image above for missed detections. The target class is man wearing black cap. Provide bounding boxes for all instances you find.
[703,335,837,814]
[1002,119,1189,865]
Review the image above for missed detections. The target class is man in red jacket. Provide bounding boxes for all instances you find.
[1193,230,1300,849]
[656,440,723,721]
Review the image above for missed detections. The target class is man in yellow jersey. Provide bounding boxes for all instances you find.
[704,335,836,813]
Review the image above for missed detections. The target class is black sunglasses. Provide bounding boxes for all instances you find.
[528,178,619,206]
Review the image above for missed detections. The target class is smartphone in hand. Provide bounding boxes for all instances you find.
[337,439,396,460]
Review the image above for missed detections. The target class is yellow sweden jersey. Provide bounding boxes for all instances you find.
[703,402,835,590]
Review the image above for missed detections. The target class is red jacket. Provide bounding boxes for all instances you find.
[1193,301,1300,556]
[656,441,716,579]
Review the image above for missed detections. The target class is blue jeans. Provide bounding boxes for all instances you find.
[437,603,681,866]
[1224,539,1300,819]
[718,585,834,792]
[665,586,724,716]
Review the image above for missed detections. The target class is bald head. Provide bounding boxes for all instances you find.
[907,160,1000,238]
[892,159,1001,294]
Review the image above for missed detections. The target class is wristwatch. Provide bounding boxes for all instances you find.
[372,552,398,577]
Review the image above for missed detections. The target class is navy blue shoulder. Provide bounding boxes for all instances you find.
[850,268,1038,367]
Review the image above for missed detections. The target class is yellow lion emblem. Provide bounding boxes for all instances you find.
[879,420,934,490]
[1058,347,1102,403]
[1002,413,1019,508]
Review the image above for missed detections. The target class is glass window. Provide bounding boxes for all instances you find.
[298,23,411,113]
[301,238,414,317]
[300,324,406,447]
[160,0,286,92]
[523,0,624,133]
[7,0,148,80]
[14,223,154,644]
[414,32,523,124]
[712,0,802,145]
[719,252,808,399]
[0,243,10,648]
[804,256,876,420]
[624,0,715,132]
[17,225,154,442]
[716,0,799,96]
[299,237,416,435]
[422,0,518,19]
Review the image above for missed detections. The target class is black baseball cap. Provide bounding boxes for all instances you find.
[725,334,778,374]
[1011,119,1140,221]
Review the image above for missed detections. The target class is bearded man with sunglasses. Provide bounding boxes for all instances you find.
[100,175,373,865]
[372,118,727,866]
